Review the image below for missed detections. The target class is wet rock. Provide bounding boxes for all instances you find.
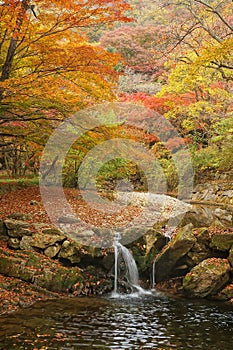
[183,258,231,298]
[154,223,196,282]
[210,233,233,251]
[129,229,166,273]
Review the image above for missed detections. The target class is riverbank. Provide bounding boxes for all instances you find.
[0,183,233,315]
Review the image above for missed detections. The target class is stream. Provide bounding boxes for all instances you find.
[0,293,232,350]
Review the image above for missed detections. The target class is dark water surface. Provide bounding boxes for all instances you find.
[0,292,232,350]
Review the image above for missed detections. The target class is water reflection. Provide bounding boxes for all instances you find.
[0,294,232,349]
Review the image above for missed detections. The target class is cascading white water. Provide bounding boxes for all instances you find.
[113,232,140,294]
[152,258,156,289]
[117,243,139,286]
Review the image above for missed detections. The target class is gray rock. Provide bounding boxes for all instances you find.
[183,258,231,298]
[154,223,196,282]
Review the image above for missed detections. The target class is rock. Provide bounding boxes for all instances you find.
[8,227,33,238]
[58,241,81,264]
[58,215,80,224]
[7,213,32,221]
[215,283,233,301]
[20,236,34,251]
[128,229,167,272]
[196,227,211,245]
[33,223,50,230]
[4,219,30,231]
[8,237,21,249]
[30,200,40,205]
[228,246,233,267]
[214,208,232,224]
[44,244,61,258]
[58,241,105,265]
[29,229,66,249]
[19,229,66,251]
[210,234,233,251]
[102,253,114,271]
[0,247,83,293]
[180,206,214,228]
[183,258,231,298]
[4,219,32,238]
[186,228,212,267]
[0,219,7,241]
[154,223,196,282]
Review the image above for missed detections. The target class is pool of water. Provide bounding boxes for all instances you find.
[0,292,232,350]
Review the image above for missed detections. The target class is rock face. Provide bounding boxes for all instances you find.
[154,224,196,282]
[183,258,231,298]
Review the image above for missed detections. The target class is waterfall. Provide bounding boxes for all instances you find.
[117,243,139,286]
[152,259,156,289]
[113,232,139,294]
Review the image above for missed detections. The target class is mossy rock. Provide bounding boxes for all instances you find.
[210,234,233,251]
[183,258,231,298]
[154,223,196,282]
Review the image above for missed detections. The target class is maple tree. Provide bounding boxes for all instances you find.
[0,0,132,175]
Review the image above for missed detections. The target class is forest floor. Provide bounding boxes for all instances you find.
[0,186,141,229]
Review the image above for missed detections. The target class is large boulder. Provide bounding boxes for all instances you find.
[210,233,233,251]
[183,258,231,298]
[154,223,196,282]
